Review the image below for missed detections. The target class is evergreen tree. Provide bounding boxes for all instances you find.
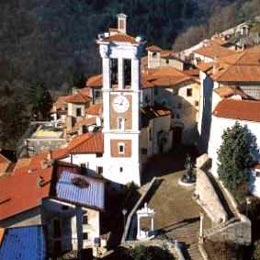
[217,122,259,199]
[28,81,52,120]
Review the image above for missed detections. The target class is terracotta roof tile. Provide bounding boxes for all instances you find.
[193,42,235,59]
[213,99,260,122]
[214,86,249,99]
[100,33,137,44]
[145,68,193,87]
[52,95,71,112]
[87,74,102,88]
[66,92,90,104]
[67,132,104,154]
[212,46,260,82]
[86,104,103,115]
[0,228,4,245]
[146,45,162,52]
[160,50,176,58]
[79,87,90,97]
[13,158,31,171]
[196,62,214,72]
[210,36,228,46]
[0,164,52,221]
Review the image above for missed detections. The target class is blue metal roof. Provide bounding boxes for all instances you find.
[56,170,105,210]
[0,225,46,260]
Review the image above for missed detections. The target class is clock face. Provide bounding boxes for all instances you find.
[112,95,129,113]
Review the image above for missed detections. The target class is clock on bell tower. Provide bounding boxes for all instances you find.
[97,14,145,186]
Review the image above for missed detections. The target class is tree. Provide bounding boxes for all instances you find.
[129,245,174,260]
[27,81,52,120]
[253,240,260,260]
[217,122,259,199]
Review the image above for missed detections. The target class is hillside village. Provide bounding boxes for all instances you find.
[0,13,260,260]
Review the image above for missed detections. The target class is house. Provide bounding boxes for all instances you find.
[146,45,185,70]
[208,99,260,197]
[51,88,91,127]
[0,151,105,256]
[197,45,260,152]
[143,67,200,145]
[193,41,236,64]
[42,162,105,254]
[0,225,46,260]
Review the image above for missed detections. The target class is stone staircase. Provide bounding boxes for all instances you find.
[162,219,203,260]
[203,216,240,237]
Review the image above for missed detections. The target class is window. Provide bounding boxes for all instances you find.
[76,108,82,117]
[176,114,180,119]
[94,90,101,99]
[178,103,182,109]
[96,153,102,158]
[124,59,131,86]
[110,59,118,85]
[187,88,192,97]
[83,232,88,240]
[118,143,125,154]
[152,52,157,57]
[120,167,123,173]
[195,101,199,107]
[97,167,103,174]
[62,205,69,211]
[256,171,260,177]
[83,214,88,224]
[154,87,158,96]
[166,59,169,64]
[117,117,125,130]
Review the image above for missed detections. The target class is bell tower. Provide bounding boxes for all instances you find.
[97,14,145,186]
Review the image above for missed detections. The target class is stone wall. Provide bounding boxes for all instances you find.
[206,216,251,245]
[194,169,228,223]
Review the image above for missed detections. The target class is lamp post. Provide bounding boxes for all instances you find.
[122,209,127,239]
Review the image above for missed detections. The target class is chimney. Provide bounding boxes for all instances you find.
[117,13,127,34]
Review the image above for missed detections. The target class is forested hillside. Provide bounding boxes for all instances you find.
[0,0,259,150]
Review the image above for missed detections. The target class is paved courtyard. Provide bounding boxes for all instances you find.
[140,149,211,259]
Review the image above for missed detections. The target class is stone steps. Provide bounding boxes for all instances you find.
[164,220,203,260]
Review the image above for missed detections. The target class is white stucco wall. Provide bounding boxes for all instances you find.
[155,82,200,145]
[250,169,260,198]
[60,154,103,174]
[68,103,86,118]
